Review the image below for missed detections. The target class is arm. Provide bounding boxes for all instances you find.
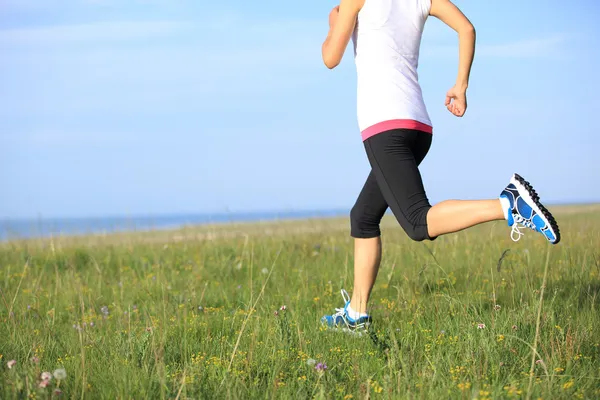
[322,0,364,69]
[430,0,475,116]
[430,0,476,90]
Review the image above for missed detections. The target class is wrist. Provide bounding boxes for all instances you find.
[455,81,468,91]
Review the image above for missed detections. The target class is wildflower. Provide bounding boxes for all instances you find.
[237,285,242,289]
[512,325,518,330]
[554,367,565,373]
[7,359,16,369]
[90,322,95,327]
[536,359,543,365]
[494,304,501,311]
[280,305,287,311]
[39,379,50,388]
[477,323,486,329]
[563,380,574,390]
[100,306,109,316]
[30,356,40,364]
[53,389,63,396]
[27,305,31,310]
[198,306,204,311]
[274,311,279,316]
[306,358,316,366]
[53,368,67,380]
[315,362,328,372]
[261,268,269,274]
[41,372,52,381]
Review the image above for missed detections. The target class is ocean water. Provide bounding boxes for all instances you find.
[0,209,349,242]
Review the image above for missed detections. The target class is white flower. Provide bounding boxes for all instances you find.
[261,268,269,274]
[53,368,67,380]
[306,358,316,366]
[477,323,486,329]
[7,360,16,369]
[41,371,52,381]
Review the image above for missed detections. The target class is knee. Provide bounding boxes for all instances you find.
[350,204,381,239]
[401,208,433,242]
[405,226,429,242]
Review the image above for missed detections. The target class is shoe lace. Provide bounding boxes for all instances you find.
[332,289,352,317]
[511,214,537,242]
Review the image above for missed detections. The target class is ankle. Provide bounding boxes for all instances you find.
[348,300,368,317]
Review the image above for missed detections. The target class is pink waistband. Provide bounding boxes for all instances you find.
[361,119,433,141]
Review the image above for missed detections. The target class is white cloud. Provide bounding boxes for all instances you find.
[0,20,193,45]
[477,34,567,57]
[422,34,568,59]
[0,15,327,118]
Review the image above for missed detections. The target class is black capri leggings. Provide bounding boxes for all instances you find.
[350,128,435,241]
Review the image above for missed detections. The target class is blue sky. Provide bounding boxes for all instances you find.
[1,0,598,219]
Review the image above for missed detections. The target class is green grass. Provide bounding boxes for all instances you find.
[1,205,599,399]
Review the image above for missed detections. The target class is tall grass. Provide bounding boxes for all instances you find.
[1,206,599,399]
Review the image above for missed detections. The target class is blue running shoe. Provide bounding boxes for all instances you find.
[500,173,560,244]
[320,289,371,332]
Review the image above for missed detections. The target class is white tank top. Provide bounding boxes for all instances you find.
[352,0,433,140]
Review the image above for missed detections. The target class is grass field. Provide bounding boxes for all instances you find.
[1,205,599,399]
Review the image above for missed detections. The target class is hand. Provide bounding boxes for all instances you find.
[445,85,468,117]
[329,5,340,29]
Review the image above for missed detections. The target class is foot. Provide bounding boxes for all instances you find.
[320,289,371,331]
[500,173,560,244]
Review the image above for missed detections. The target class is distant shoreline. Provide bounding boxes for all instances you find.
[0,209,350,242]
[1,203,598,243]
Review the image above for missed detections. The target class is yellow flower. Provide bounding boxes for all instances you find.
[457,382,471,391]
[554,367,564,373]
[313,297,320,302]
[497,334,505,342]
[344,395,354,400]
[562,380,574,390]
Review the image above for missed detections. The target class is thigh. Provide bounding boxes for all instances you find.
[363,129,432,225]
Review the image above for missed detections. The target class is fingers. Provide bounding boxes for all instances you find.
[446,101,465,117]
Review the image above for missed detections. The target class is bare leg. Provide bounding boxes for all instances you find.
[348,200,504,315]
[426,199,505,238]
[349,237,381,315]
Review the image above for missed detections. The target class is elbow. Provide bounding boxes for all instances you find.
[324,57,340,69]
[460,23,476,37]
[322,48,341,69]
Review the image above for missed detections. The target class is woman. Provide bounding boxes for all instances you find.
[320,0,560,331]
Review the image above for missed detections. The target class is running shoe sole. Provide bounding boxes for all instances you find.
[512,173,561,244]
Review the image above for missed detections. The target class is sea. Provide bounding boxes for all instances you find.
[0,209,350,242]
